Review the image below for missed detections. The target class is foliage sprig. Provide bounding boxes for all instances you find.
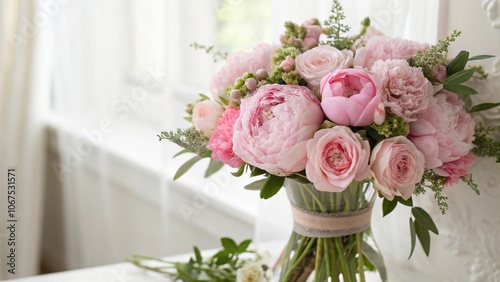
[158,127,209,157]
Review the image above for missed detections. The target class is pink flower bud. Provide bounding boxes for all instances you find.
[230,89,241,99]
[280,56,295,72]
[255,69,268,80]
[245,78,257,91]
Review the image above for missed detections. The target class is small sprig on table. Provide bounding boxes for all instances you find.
[127,238,271,282]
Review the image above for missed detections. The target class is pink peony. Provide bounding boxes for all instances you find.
[371,59,433,122]
[210,43,277,100]
[208,106,243,168]
[352,26,385,51]
[353,36,428,69]
[434,152,476,187]
[232,84,324,176]
[409,91,475,169]
[320,68,385,126]
[306,127,371,192]
[370,136,425,200]
[295,45,353,90]
[192,100,224,138]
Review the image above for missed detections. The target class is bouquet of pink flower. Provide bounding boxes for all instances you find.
[159,1,500,281]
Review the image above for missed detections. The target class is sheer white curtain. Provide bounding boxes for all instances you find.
[0,0,52,278]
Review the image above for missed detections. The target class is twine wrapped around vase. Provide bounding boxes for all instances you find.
[290,204,373,237]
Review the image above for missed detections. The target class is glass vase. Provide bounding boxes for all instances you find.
[274,179,386,282]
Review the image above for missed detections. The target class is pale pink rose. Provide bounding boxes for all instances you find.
[208,106,243,168]
[434,152,476,187]
[353,36,428,69]
[320,68,385,126]
[370,136,425,200]
[232,84,324,176]
[409,91,475,169]
[280,56,295,72]
[210,43,277,100]
[192,100,224,138]
[296,45,353,90]
[371,59,433,122]
[306,127,371,192]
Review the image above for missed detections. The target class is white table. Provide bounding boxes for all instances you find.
[6,242,388,282]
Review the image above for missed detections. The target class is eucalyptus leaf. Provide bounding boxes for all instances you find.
[414,220,431,256]
[244,179,267,190]
[205,159,224,177]
[260,175,285,199]
[173,149,190,158]
[443,84,478,95]
[396,196,413,207]
[231,164,246,177]
[412,207,439,235]
[174,156,203,180]
[382,198,397,217]
[444,68,475,86]
[408,218,417,259]
[469,102,500,113]
[468,54,494,61]
[361,241,388,282]
[446,50,469,75]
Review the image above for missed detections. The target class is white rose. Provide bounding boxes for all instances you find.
[295,45,353,90]
[236,262,272,282]
[192,100,224,138]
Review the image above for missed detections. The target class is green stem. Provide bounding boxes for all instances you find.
[356,233,365,282]
[314,238,323,282]
[335,237,352,282]
[282,237,317,281]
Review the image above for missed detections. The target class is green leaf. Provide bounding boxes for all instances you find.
[213,250,231,266]
[382,198,397,217]
[173,149,190,158]
[244,179,267,190]
[469,102,500,113]
[446,50,469,75]
[174,156,203,180]
[259,175,285,199]
[444,68,475,86]
[361,241,388,282]
[468,54,495,61]
[414,220,431,256]
[221,237,238,253]
[443,84,478,95]
[205,159,224,177]
[408,218,417,259]
[193,246,202,264]
[250,167,266,177]
[237,239,252,253]
[231,164,246,177]
[287,173,311,184]
[396,196,413,207]
[412,207,439,235]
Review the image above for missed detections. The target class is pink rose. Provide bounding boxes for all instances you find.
[295,45,353,90]
[306,127,371,192]
[210,43,277,100]
[208,106,243,168]
[320,68,385,126]
[409,91,475,169]
[353,36,428,69]
[370,136,425,200]
[192,100,224,138]
[232,84,324,176]
[371,59,433,122]
[434,152,476,187]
